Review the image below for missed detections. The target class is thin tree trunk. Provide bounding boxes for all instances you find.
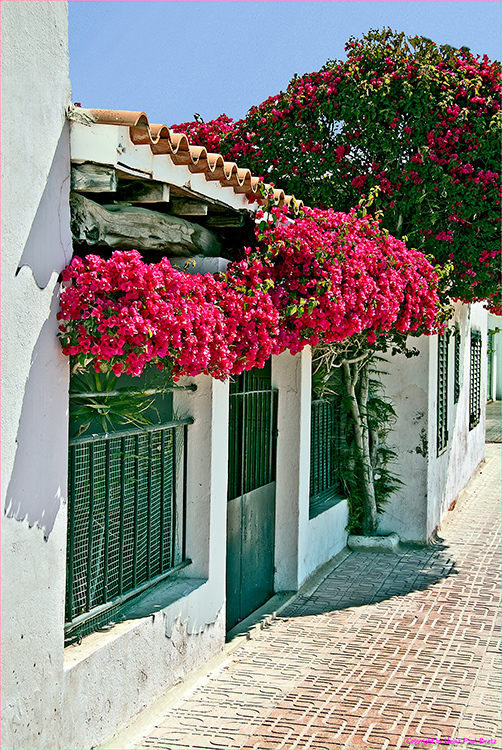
[342,358,378,534]
[359,362,378,534]
[370,426,379,469]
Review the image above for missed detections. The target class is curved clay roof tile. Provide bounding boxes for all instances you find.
[90,109,148,127]
[221,162,241,183]
[245,176,263,200]
[272,188,286,206]
[148,124,172,154]
[233,173,258,195]
[202,153,227,181]
[165,131,190,153]
[87,108,303,211]
[187,145,209,163]
[149,123,169,139]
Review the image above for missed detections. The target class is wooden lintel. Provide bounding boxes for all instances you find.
[117,181,170,204]
[71,163,118,193]
[170,199,208,216]
[207,214,245,228]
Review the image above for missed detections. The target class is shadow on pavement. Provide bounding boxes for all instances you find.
[279,541,460,618]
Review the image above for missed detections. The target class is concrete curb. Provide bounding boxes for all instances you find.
[347,532,400,553]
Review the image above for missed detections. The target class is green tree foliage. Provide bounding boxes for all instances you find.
[173,29,501,311]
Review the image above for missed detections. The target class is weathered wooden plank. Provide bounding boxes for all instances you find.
[207,214,245,228]
[170,199,208,216]
[70,193,222,257]
[117,181,170,204]
[71,163,118,193]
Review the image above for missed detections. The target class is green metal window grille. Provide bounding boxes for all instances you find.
[487,332,494,402]
[228,363,278,501]
[469,330,482,429]
[454,326,461,404]
[309,397,342,517]
[437,332,449,455]
[65,419,191,644]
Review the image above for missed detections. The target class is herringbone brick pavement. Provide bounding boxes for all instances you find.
[126,445,501,750]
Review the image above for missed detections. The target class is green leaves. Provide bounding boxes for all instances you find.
[211,28,500,309]
[69,368,159,436]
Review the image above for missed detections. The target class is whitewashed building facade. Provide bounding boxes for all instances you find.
[1,4,489,748]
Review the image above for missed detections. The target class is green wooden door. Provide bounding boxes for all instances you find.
[226,363,278,631]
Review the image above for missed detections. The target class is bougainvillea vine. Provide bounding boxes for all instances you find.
[58,207,444,379]
[171,30,501,311]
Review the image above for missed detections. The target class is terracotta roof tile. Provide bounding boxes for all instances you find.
[86,109,302,212]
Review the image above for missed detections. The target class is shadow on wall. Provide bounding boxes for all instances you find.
[4,288,70,539]
[16,122,72,288]
[5,124,72,539]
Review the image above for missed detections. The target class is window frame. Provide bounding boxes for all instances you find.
[469,330,482,430]
[437,331,449,456]
[454,325,461,404]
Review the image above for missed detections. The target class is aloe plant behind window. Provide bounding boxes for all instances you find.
[69,364,170,437]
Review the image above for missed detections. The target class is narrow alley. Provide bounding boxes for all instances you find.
[104,443,501,750]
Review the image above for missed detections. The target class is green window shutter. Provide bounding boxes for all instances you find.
[309,396,343,518]
[437,332,449,455]
[310,398,337,499]
[454,326,461,404]
[65,420,191,644]
[469,330,482,429]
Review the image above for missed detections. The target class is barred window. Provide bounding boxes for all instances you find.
[454,326,461,404]
[65,371,192,645]
[66,421,191,644]
[437,332,449,455]
[469,330,482,429]
[309,395,343,519]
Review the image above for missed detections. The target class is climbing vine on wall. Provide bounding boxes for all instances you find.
[58,205,444,381]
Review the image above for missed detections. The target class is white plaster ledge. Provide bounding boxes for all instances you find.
[64,577,207,668]
[347,532,400,553]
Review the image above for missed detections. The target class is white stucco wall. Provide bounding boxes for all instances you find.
[1,3,72,748]
[60,375,229,750]
[377,337,430,541]
[301,500,349,581]
[431,302,487,533]
[272,349,310,590]
[379,303,487,542]
[488,313,501,401]
[272,348,348,590]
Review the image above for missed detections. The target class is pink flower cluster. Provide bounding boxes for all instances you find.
[170,32,500,310]
[249,206,443,353]
[58,209,442,379]
[169,114,234,155]
[58,251,279,379]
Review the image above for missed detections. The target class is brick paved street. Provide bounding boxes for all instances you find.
[486,401,501,442]
[113,445,501,750]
